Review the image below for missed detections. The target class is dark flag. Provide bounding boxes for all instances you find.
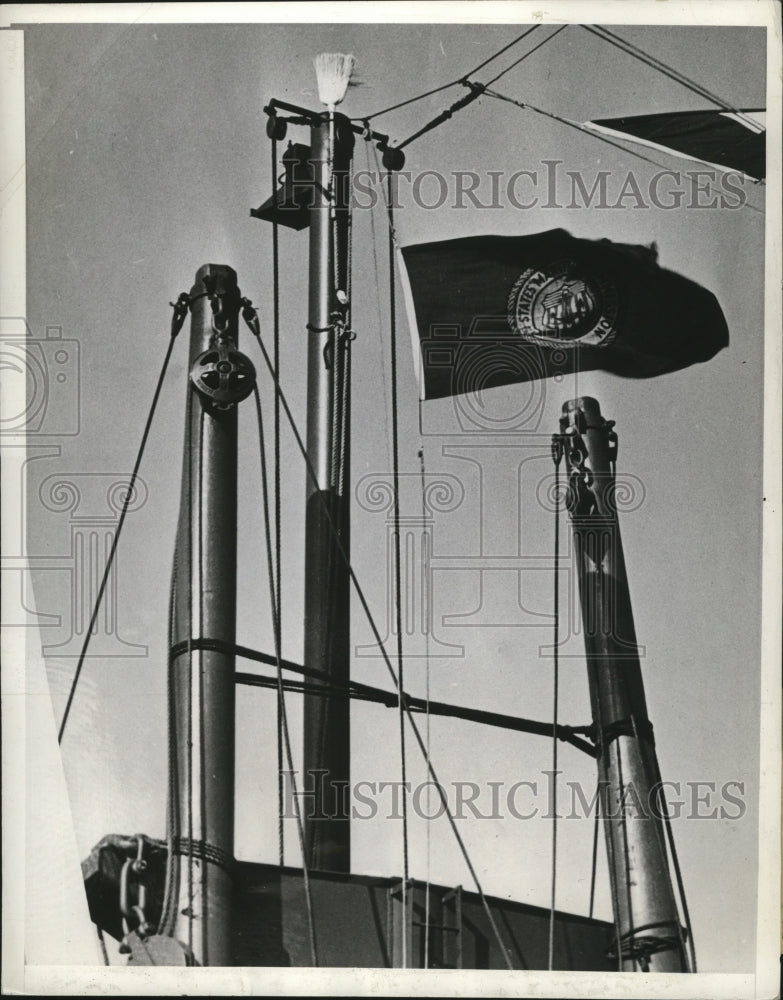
[585,109,766,181]
[399,228,729,400]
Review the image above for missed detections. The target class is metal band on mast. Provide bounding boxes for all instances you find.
[557,396,689,973]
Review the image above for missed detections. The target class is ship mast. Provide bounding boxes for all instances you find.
[302,108,355,872]
[165,264,254,964]
[557,396,690,972]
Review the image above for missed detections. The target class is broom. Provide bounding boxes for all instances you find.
[314,52,356,111]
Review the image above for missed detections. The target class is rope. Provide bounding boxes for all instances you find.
[656,780,697,971]
[396,83,486,153]
[224,654,596,755]
[158,544,179,935]
[588,779,600,919]
[548,443,563,970]
[393,27,568,154]
[583,25,762,133]
[271,132,285,869]
[97,925,110,965]
[352,25,540,121]
[188,407,205,956]
[614,739,635,969]
[172,836,236,873]
[482,87,765,214]
[482,24,568,87]
[386,168,409,967]
[242,309,515,970]
[418,434,432,970]
[57,309,184,743]
[365,142,393,471]
[167,632,592,751]
[603,778,623,970]
[252,382,318,965]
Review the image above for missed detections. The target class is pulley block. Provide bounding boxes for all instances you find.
[190,340,256,406]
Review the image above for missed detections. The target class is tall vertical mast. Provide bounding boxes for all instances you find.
[302,112,355,872]
[559,396,689,972]
[166,264,253,964]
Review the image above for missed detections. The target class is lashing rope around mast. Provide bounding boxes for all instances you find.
[240,300,516,970]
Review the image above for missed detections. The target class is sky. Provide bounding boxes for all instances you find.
[7,12,771,977]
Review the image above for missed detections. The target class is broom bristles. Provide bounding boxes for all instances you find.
[314,52,355,109]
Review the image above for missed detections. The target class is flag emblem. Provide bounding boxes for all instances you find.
[399,229,729,400]
[507,260,619,348]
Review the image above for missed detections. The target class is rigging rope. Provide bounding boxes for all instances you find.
[393,26,569,154]
[241,304,515,969]
[583,25,763,134]
[97,925,110,965]
[482,86,765,214]
[588,778,600,919]
[352,25,540,122]
[159,540,181,935]
[656,778,697,971]
[418,434,433,970]
[57,305,185,743]
[386,168,410,967]
[614,741,635,969]
[271,132,285,868]
[253,382,318,966]
[548,439,563,970]
[188,406,205,957]
[365,141,393,469]
[482,24,568,87]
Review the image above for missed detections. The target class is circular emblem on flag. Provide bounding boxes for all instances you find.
[507,260,619,348]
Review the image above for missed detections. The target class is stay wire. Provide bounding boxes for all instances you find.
[159,543,179,935]
[196,406,207,961]
[241,308,516,970]
[252,382,318,966]
[365,141,393,470]
[483,86,765,214]
[583,25,762,132]
[271,133,285,868]
[548,445,562,970]
[350,165,512,968]
[614,740,636,968]
[485,86,693,172]
[97,925,110,965]
[58,313,183,743]
[393,26,569,154]
[483,24,568,87]
[588,779,600,919]
[386,168,409,967]
[159,387,194,937]
[352,24,540,122]
[655,774,697,971]
[418,431,432,970]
